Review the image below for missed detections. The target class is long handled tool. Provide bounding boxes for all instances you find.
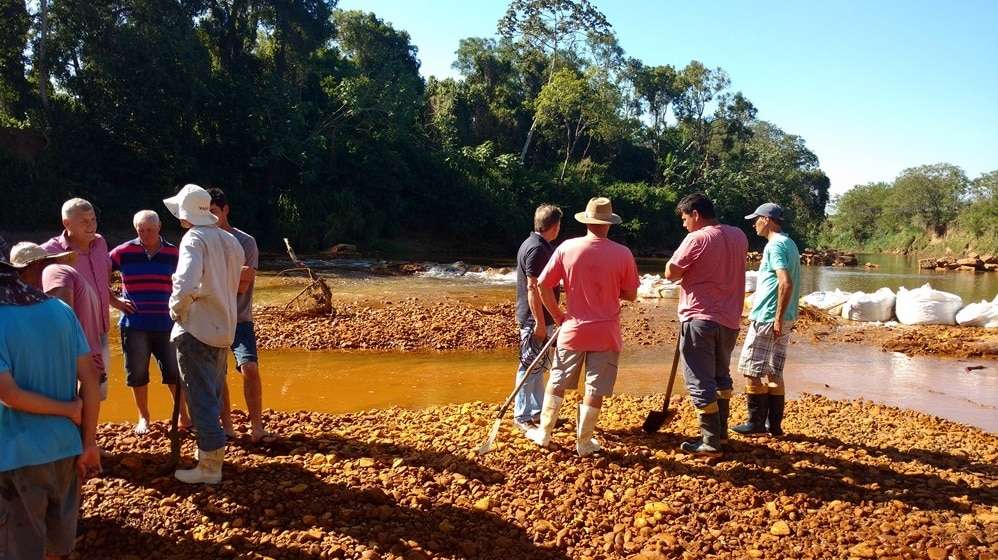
[157,384,184,476]
[642,333,681,433]
[476,327,560,456]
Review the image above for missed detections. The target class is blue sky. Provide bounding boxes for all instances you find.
[338,0,998,195]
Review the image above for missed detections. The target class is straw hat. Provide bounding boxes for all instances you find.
[8,242,73,269]
[163,184,218,227]
[574,197,622,225]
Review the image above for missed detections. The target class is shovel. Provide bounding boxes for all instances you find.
[157,383,184,476]
[642,333,681,433]
[476,327,560,456]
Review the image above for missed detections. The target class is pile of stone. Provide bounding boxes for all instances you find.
[800,249,858,267]
[77,395,998,560]
[919,254,998,272]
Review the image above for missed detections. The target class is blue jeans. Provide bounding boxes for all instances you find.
[175,333,227,451]
[680,319,738,409]
[514,324,555,423]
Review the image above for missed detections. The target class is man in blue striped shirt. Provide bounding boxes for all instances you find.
[110,210,189,434]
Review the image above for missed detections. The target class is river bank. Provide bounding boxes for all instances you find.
[79,394,997,560]
[253,292,998,360]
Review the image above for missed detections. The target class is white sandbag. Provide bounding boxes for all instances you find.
[895,283,963,326]
[802,289,851,311]
[955,295,998,328]
[638,274,680,299]
[841,287,896,322]
[745,271,758,293]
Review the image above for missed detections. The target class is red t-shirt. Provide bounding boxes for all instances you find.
[670,224,748,330]
[539,235,640,352]
[42,264,105,373]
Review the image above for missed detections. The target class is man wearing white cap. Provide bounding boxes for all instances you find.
[163,184,244,484]
[526,197,640,457]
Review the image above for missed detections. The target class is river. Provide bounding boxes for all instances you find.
[96,255,998,433]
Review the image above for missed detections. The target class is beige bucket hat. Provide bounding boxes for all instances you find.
[163,184,218,227]
[574,197,622,225]
[8,242,74,268]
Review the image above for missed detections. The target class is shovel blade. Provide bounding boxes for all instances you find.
[641,408,675,434]
[476,418,502,456]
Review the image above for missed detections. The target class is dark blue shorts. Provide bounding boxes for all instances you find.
[231,321,258,369]
[120,328,180,387]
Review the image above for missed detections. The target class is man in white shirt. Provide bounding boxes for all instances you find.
[163,184,244,484]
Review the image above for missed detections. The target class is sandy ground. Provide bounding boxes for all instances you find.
[77,395,997,559]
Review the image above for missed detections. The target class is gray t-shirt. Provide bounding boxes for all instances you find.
[229,227,259,323]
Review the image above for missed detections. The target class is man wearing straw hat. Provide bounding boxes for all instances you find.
[0,249,102,560]
[163,184,244,484]
[10,242,106,402]
[526,197,640,456]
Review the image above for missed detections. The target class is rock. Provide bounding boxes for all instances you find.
[848,542,876,558]
[770,521,791,536]
[358,457,376,468]
[473,497,490,511]
[926,547,947,560]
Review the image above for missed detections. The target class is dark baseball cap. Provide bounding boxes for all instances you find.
[745,202,785,221]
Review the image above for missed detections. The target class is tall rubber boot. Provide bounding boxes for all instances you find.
[576,404,603,457]
[732,394,770,436]
[680,403,722,456]
[175,447,224,485]
[717,398,730,447]
[767,394,785,437]
[526,394,563,448]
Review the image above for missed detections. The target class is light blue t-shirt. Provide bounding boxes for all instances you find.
[0,298,89,472]
[749,233,801,323]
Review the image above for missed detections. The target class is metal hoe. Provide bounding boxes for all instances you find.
[476,327,561,456]
[641,333,681,433]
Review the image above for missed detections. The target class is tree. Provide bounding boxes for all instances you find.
[497,0,611,163]
[890,163,968,237]
[0,0,32,123]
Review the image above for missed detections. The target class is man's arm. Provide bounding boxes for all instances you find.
[170,235,204,323]
[539,285,564,325]
[526,276,548,338]
[0,371,82,421]
[237,266,256,295]
[109,287,137,314]
[664,261,685,282]
[774,268,793,337]
[75,354,102,479]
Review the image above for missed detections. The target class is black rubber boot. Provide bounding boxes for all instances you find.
[732,394,769,436]
[717,398,730,447]
[680,412,722,455]
[767,394,785,437]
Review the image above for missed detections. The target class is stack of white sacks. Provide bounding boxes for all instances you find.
[801,283,998,328]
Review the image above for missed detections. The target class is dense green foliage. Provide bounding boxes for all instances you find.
[1,0,830,253]
[820,164,998,255]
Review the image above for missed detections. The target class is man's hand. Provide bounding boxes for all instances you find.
[76,445,102,480]
[773,318,784,338]
[531,325,547,343]
[69,398,83,426]
[113,296,137,314]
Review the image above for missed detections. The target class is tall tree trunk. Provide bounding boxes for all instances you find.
[519,119,537,164]
[38,0,50,127]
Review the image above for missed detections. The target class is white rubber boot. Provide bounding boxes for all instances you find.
[576,404,603,457]
[175,447,224,485]
[526,395,563,447]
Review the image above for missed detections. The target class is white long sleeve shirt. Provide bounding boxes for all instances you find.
[169,225,245,348]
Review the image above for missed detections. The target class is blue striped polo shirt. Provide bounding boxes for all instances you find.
[110,238,179,332]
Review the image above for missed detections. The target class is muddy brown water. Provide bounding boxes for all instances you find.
[99,273,998,433]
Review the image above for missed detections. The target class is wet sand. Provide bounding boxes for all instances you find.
[80,395,997,559]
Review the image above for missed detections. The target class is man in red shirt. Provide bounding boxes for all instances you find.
[665,193,748,455]
[526,197,640,457]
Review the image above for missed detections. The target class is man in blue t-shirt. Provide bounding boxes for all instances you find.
[734,203,801,438]
[0,252,102,559]
[512,204,562,433]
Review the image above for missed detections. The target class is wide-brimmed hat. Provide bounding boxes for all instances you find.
[163,184,218,227]
[8,242,73,269]
[575,197,622,225]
